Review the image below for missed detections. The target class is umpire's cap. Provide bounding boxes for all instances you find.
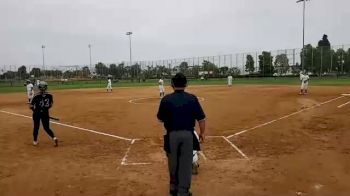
[171,73,187,88]
[38,81,48,91]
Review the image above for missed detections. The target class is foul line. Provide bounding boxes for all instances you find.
[0,110,133,142]
[226,95,346,138]
[222,136,248,159]
[338,100,350,108]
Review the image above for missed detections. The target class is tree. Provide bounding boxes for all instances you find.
[301,44,316,72]
[30,68,41,77]
[17,65,27,79]
[82,66,90,78]
[229,67,241,76]
[179,62,189,73]
[258,51,274,76]
[130,63,141,79]
[109,64,117,77]
[316,34,332,75]
[345,49,350,73]
[274,54,290,75]
[202,60,219,77]
[318,34,331,48]
[245,55,255,74]
[95,62,109,76]
[219,66,229,76]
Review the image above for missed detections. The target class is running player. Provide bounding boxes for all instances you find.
[159,77,165,98]
[25,80,34,103]
[29,81,58,147]
[227,75,233,87]
[299,71,309,95]
[106,77,112,92]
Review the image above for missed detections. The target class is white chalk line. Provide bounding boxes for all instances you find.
[222,136,248,159]
[120,139,135,165]
[0,110,133,141]
[226,95,346,138]
[337,100,350,108]
[120,139,152,166]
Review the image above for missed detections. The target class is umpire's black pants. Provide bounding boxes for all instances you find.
[168,130,193,196]
[33,112,55,142]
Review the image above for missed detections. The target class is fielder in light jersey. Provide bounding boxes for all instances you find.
[25,80,34,103]
[159,78,165,98]
[106,77,112,92]
[227,75,233,87]
[299,72,310,95]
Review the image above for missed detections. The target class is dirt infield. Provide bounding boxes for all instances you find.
[1,85,350,196]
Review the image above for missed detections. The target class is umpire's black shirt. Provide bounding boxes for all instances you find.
[157,90,205,132]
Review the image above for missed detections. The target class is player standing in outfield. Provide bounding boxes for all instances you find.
[25,80,34,103]
[299,71,310,95]
[227,75,233,87]
[159,77,165,98]
[158,73,206,196]
[29,81,58,147]
[106,77,112,92]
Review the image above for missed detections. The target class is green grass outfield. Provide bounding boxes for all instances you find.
[0,77,349,93]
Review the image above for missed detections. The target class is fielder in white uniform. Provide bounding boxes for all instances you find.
[299,72,309,95]
[106,78,112,92]
[227,75,233,86]
[159,78,165,98]
[25,80,34,103]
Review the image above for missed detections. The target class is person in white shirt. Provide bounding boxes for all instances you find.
[159,78,165,98]
[299,71,309,95]
[227,75,233,87]
[25,80,34,103]
[106,77,112,92]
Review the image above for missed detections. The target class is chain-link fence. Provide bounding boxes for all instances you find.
[1,44,349,82]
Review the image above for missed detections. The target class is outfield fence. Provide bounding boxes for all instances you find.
[1,44,349,82]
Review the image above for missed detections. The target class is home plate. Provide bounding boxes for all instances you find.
[341,94,350,96]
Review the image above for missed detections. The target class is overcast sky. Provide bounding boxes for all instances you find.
[0,0,349,66]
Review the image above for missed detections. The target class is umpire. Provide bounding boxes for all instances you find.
[157,73,206,196]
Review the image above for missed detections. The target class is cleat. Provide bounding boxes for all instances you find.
[33,141,38,146]
[53,137,58,147]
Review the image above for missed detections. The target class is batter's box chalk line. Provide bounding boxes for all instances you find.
[120,139,152,166]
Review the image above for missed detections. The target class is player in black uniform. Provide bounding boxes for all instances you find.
[29,81,58,147]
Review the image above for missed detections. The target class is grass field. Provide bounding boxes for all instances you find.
[1,77,349,93]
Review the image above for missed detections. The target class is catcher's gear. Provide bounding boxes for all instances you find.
[38,81,48,92]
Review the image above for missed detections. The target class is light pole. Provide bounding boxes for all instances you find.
[126,32,133,77]
[42,45,46,79]
[297,0,309,71]
[88,44,92,69]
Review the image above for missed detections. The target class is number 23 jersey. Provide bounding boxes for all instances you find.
[31,93,53,113]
